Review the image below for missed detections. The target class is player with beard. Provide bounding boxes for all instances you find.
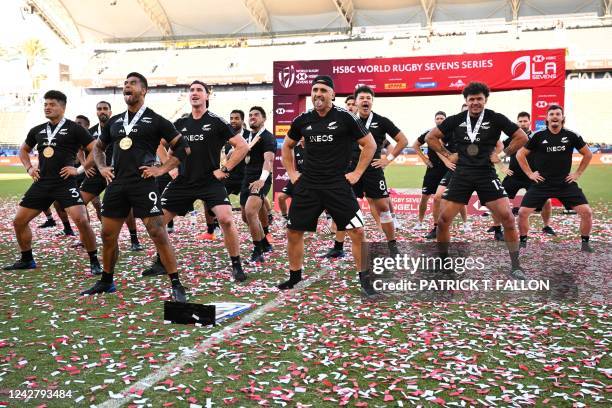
[425,82,529,279]
[3,90,101,275]
[142,81,249,281]
[240,106,276,263]
[494,111,555,235]
[349,85,407,255]
[80,101,144,251]
[517,105,593,252]
[413,111,453,230]
[277,76,378,296]
[79,72,189,302]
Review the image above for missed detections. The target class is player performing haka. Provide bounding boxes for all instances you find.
[141,81,249,281]
[80,72,189,302]
[351,85,407,254]
[240,107,276,263]
[517,105,593,252]
[425,82,529,279]
[4,90,101,275]
[80,100,144,252]
[277,75,378,296]
[497,111,555,235]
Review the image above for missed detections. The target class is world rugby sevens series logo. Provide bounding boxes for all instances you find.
[511,55,531,81]
[278,65,296,88]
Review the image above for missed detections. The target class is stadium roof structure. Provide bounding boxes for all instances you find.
[28,0,609,45]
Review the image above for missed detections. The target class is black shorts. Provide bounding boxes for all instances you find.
[240,174,272,206]
[521,181,588,210]
[162,177,231,216]
[443,168,507,205]
[352,167,389,199]
[281,181,295,197]
[20,178,84,211]
[422,167,447,195]
[101,178,163,219]
[224,178,242,196]
[502,176,532,199]
[80,173,107,196]
[156,173,173,195]
[438,170,454,187]
[288,180,364,232]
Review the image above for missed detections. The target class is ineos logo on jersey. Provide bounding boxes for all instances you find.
[327,121,338,130]
[278,65,296,89]
[309,135,334,143]
[547,145,566,152]
[535,100,548,108]
[186,134,205,142]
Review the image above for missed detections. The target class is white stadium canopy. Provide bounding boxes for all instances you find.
[27,0,609,45]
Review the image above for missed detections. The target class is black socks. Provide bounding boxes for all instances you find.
[206,223,215,234]
[21,249,33,262]
[334,240,344,251]
[168,273,181,287]
[277,269,302,290]
[129,229,139,244]
[101,271,113,283]
[87,250,99,264]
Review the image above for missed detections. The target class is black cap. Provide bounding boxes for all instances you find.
[312,75,334,90]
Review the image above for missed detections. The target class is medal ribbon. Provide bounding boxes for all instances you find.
[45,117,66,146]
[123,105,147,136]
[466,110,484,143]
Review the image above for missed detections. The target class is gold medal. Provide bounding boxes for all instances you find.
[467,143,479,156]
[119,137,133,150]
[245,155,250,164]
[43,146,54,158]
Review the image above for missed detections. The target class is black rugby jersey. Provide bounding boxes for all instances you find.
[173,111,234,183]
[25,119,93,181]
[287,105,368,187]
[437,109,519,170]
[524,128,586,183]
[99,107,179,182]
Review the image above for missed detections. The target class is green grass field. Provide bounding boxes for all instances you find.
[0,164,609,407]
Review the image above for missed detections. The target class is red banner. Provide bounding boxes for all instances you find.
[274,49,565,95]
